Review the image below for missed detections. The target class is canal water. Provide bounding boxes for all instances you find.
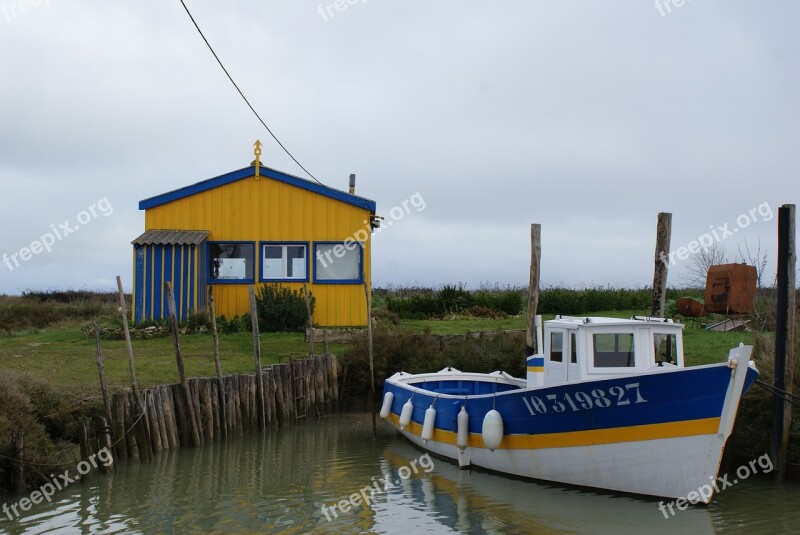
[1,413,798,534]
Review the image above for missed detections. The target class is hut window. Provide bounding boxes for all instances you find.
[314,242,363,283]
[261,243,308,281]
[208,242,254,282]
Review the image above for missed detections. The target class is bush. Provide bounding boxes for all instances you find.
[0,371,77,492]
[386,293,439,319]
[255,284,314,333]
[473,289,524,315]
[436,284,474,315]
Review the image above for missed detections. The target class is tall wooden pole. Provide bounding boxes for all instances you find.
[93,320,113,427]
[165,282,201,447]
[248,285,266,432]
[526,224,541,356]
[116,276,142,409]
[773,204,796,479]
[651,212,672,317]
[364,281,376,435]
[208,286,227,440]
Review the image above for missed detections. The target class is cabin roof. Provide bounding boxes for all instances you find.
[546,316,684,330]
[138,165,377,212]
[131,229,210,246]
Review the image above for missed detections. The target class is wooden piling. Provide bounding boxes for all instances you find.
[93,321,113,428]
[773,203,796,479]
[79,418,91,463]
[651,212,672,318]
[208,286,227,440]
[248,286,267,432]
[162,386,179,450]
[118,276,151,458]
[364,282,376,434]
[97,416,114,474]
[112,394,127,461]
[165,281,201,447]
[147,391,163,454]
[526,224,541,357]
[123,394,139,459]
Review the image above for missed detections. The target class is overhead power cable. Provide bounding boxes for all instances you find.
[177,0,356,202]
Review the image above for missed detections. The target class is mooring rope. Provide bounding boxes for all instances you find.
[755,379,800,409]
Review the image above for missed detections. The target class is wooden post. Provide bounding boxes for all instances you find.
[78,418,91,463]
[98,416,114,474]
[303,283,314,357]
[651,212,672,317]
[773,204,796,479]
[526,224,541,357]
[93,321,113,427]
[165,281,201,447]
[248,285,266,431]
[208,286,227,440]
[364,281,376,435]
[117,276,142,409]
[117,276,151,459]
[12,431,24,493]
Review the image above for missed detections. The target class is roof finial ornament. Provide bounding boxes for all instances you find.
[254,139,262,179]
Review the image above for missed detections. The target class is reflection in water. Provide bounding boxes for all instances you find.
[0,414,797,534]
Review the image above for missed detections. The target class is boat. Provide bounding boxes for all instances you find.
[380,315,759,503]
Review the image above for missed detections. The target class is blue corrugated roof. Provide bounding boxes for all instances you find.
[138,165,376,212]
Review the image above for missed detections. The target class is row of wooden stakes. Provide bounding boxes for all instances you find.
[93,354,339,465]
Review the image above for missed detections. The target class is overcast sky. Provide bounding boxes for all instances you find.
[0,1,797,294]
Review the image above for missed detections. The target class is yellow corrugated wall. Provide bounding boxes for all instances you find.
[143,175,372,327]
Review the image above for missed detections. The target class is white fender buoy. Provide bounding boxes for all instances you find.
[421,405,437,443]
[399,399,414,430]
[482,409,504,452]
[379,392,394,419]
[457,406,469,451]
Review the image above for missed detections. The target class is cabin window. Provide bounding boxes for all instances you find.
[314,241,363,283]
[261,243,308,281]
[550,332,564,362]
[654,333,678,364]
[593,333,635,368]
[570,333,578,364]
[208,242,254,282]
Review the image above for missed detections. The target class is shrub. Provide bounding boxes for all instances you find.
[386,293,439,319]
[436,284,474,315]
[0,371,77,492]
[255,284,314,333]
[473,289,524,315]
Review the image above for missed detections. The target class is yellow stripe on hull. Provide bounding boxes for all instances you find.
[388,413,720,450]
[526,366,544,372]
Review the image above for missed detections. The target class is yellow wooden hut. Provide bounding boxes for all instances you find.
[131,145,377,327]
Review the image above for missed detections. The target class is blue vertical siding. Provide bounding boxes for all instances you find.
[135,246,144,323]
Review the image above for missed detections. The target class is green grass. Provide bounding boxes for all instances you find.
[0,326,345,397]
[0,309,756,399]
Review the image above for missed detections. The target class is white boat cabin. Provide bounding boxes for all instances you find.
[527,316,685,387]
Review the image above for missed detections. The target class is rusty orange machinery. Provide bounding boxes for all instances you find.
[677,263,757,317]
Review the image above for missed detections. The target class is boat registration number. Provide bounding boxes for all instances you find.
[522,383,647,416]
